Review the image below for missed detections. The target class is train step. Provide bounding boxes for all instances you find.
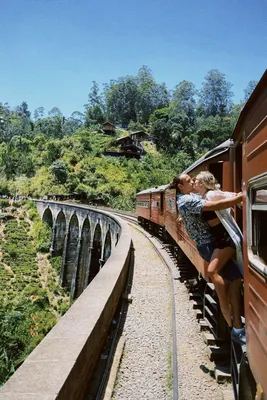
[214,364,231,384]
[203,332,217,346]
[207,345,230,363]
[199,319,210,332]
[206,282,215,291]
[204,305,217,324]
[194,309,203,320]
[192,298,203,310]
[204,293,217,310]
[203,318,221,341]
[189,292,202,301]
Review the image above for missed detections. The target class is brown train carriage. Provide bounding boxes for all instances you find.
[136,184,168,232]
[231,71,267,400]
[136,190,151,225]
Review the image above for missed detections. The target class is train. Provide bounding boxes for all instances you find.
[136,70,267,400]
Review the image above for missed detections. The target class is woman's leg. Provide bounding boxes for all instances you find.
[212,276,231,326]
[207,247,235,327]
[208,247,235,275]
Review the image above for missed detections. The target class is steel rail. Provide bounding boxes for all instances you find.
[100,212,179,400]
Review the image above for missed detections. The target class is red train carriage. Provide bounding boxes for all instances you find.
[231,71,267,400]
[136,189,151,226]
[136,184,168,235]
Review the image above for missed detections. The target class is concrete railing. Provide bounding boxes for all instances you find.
[0,213,132,400]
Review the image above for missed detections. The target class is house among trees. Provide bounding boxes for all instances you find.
[104,130,148,159]
[103,121,116,135]
[130,130,149,141]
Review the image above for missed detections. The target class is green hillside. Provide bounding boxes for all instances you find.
[0,200,70,384]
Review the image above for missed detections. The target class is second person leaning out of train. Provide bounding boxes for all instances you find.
[170,172,245,346]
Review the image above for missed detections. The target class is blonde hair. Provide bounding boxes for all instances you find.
[195,171,221,190]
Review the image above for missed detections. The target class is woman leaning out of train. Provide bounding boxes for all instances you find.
[193,171,245,345]
[171,173,245,345]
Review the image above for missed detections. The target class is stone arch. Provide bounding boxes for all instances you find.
[63,214,79,291]
[103,230,112,266]
[42,207,53,228]
[54,211,66,256]
[88,223,102,283]
[74,218,91,298]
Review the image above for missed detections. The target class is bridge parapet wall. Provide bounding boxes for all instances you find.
[0,202,132,400]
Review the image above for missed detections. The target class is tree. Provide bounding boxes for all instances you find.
[50,160,68,184]
[48,107,62,118]
[195,114,234,151]
[84,82,106,127]
[150,118,173,152]
[198,70,233,117]
[135,66,170,124]
[70,111,84,124]
[35,116,64,139]
[84,105,105,127]
[104,76,138,126]
[172,81,196,124]
[243,80,258,103]
[87,81,104,108]
[17,101,31,118]
[33,107,45,121]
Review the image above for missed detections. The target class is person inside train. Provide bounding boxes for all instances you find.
[170,173,245,345]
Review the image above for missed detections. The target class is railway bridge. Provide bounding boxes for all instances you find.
[0,201,132,400]
[37,201,122,299]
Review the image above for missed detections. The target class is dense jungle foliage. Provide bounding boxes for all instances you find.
[0,200,70,385]
[0,66,258,210]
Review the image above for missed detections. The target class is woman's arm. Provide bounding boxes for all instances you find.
[206,190,236,201]
[206,190,243,209]
[203,192,242,211]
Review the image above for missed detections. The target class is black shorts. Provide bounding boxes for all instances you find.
[210,224,235,250]
[197,242,242,282]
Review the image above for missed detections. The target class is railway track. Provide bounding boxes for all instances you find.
[87,211,179,400]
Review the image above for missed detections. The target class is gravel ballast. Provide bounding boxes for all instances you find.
[111,226,232,400]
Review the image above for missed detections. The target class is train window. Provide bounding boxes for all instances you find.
[152,200,159,208]
[248,182,267,276]
[254,189,267,203]
[136,200,149,208]
[251,210,267,264]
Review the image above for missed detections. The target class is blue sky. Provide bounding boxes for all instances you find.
[0,0,266,116]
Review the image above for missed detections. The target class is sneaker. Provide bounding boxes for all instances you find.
[231,327,246,346]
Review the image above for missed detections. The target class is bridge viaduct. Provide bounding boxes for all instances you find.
[38,201,122,299]
[0,201,132,400]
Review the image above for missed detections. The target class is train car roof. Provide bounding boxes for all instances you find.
[136,184,169,195]
[137,140,232,195]
[183,139,232,174]
[232,69,267,140]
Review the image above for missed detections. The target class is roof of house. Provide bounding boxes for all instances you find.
[116,135,130,142]
[103,121,115,128]
[130,131,148,136]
